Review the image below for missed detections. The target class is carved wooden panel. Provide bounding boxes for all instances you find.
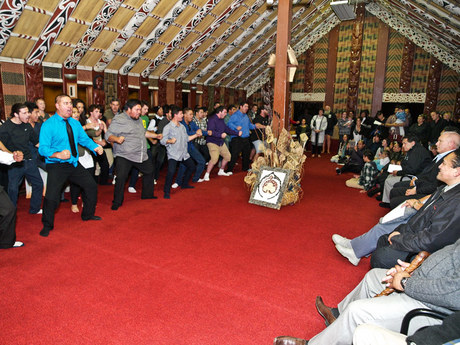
[25,63,44,102]
[214,86,221,106]
[455,79,460,119]
[224,87,230,106]
[424,57,442,115]
[175,81,182,108]
[347,4,365,112]
[92,70,105,107]
[139,76,149,103]
[399,38,415,93]
[304,47,314,93]
[117,73,128,108]
[158,79,166,106]
[202,86,208,108]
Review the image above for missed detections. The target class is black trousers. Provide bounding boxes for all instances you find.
[193,142,210,162]
[42,163,98,231]
[164,157,195,195]
[227,137,251,172]
[112,156,154,208]
[370,234,415,269]
[151,144,166,180]
[0,188,16,248]
[93,151,109,185]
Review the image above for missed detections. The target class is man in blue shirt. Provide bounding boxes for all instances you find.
[38,94,104,237]
[226,101,260,173]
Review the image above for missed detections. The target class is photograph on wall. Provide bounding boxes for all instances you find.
[249,166,291,210]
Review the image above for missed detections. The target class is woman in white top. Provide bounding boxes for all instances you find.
[310,109,328,157]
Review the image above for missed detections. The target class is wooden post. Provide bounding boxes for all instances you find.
[272,0,293,136]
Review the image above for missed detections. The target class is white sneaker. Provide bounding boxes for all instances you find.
[13,241,24,247]
[332,234,351,249]
[32,209,43,215]
[226,172,233,176]
[128,187,137,193]
[203,174,210,181]
[197,178,204,183]
[335,244,360,266]
[172,183,179,189]
[154,179,157,185]
[218,170,229,176]
[112,176,116,185]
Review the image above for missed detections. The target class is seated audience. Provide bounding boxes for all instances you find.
[389,130,460,208]
[336,140,365,174]
[344,149,378,193]
[274,238,460,345]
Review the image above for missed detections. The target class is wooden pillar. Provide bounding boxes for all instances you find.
[202,86,208,108]
[190,84,197,109]
[371,22,389,116]
[0,65,4,120]
[92,70,105,107]
[272,0,292,135]
[25,64,44,103]
[424,57,442,115]
[175,81,183,108]
[325,26,338,107]
[117,73,128,108]
[347,4,365,113]
[399,38,415,93]
[455,79,460,119]
[304,48,314,93]
[139,76,149,103]
[214,86,221,107]
[158,79,167,106]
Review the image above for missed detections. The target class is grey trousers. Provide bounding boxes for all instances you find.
[350,206,417,258]
[308,269,441,345]
[382,175,410,203]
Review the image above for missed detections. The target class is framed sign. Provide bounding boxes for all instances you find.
[67,83,77,98]
[249,166,291,210]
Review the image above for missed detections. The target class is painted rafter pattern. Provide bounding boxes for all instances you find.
[387,0,459,50]
[64,0,123,69]
[119,0,192,75]
[94,0,161,72]
[139,0,222,78]
[244,12,339,96]
[366,2,460,73]
[225,5,326,88]
[26,0,80,65]
[0,0,27,54]
[218,0,330,87]
[191,6,272,84]
[154,0,245,79]
[177,0,267,82]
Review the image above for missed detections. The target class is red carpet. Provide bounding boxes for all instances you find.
[1,155,387,344]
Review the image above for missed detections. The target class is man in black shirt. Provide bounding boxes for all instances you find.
[0,103,43,214]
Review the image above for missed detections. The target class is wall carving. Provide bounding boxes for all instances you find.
[424,57,442,114]
[0,0,26,54]
[347,4,365,112]
[382,93,426,103]
[291,93,326,102]
[399,38,415,93]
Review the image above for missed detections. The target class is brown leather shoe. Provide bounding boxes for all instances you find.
[315,296,336,326]
[274,336,308,345]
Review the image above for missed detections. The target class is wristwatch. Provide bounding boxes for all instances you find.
[400,277,409,290]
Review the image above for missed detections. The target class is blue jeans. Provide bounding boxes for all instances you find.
[164,158,195,195]
[8,159,43,213]
[175,146,204,184]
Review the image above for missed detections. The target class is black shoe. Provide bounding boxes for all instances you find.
[141,195,158,200]
[164,193,170,199]
[379,202,390,208]
[367,187,379,197]
[39,228,50,237]
[335,168,341,175]
[111,204,119,211]
[82,215,102,221]
[376,194,383,201]
[181,185,195,189]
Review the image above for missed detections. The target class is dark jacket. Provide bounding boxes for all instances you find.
[399,142,432,177]
[390,184,460,255]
